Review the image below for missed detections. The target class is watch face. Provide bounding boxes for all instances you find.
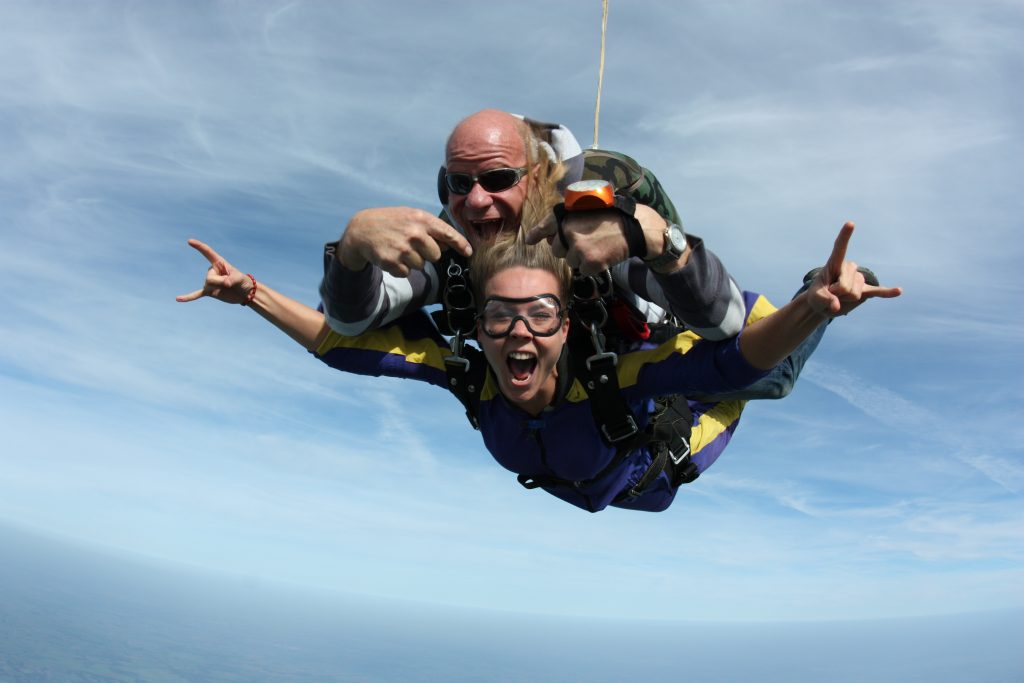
[667,224,686,253]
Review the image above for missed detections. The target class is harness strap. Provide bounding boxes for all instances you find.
[624,396,696,496]
[443,342,487,431]
[649,397,698,488]
[629,445,669,497]
[576,348,640,443]
[432,251,488,430]
[568,273,642,445]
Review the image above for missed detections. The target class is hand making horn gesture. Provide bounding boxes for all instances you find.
[176,239,255,305]
[805,222,902,318]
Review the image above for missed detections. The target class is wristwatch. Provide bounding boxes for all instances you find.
[644,222,687,270]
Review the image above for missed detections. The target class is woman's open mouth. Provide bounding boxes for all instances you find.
[507,351,537,386]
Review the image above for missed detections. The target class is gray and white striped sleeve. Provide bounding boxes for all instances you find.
[610,235,745,340]
[319,258,441,336]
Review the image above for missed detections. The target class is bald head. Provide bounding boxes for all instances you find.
[445,109,528,167]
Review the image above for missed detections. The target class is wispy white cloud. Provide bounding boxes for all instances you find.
[802,362,940,433]
[960,453,1024,494]
[818,54,930,74]
[801,361,1023,494]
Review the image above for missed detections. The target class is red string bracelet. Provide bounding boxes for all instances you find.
[242,273,258,306]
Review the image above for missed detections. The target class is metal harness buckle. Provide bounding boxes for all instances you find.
[445,332,471,374]
[601,414,639,443]
[443,262,477,336]
[669,440,691,465]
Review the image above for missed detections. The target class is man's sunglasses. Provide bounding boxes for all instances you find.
[444,167,528,195]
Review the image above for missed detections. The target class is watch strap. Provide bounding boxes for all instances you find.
[613,195,647,260]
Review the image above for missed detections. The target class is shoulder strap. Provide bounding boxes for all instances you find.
[444,341,487,430]
[566,287,642,445]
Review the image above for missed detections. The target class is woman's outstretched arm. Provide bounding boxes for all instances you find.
[738,222,902,370]
[176,239,329,352]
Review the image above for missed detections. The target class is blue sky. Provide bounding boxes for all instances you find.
[1,0,1021,622]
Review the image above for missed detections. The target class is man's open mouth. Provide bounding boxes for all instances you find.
[471,219,506,243]
[507,351,537,386]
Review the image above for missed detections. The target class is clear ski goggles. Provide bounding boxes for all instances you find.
[477,294,565,338]
[444,167,528,195]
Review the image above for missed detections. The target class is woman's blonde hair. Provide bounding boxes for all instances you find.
[470,230,573,306]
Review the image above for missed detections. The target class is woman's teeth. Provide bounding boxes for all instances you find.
[507,351,537,383]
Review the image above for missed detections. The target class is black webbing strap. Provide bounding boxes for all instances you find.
[567,273,641,445]
[570,347,640,444]
[444,343,487,430]
[629,446,669,497]
[669,455,700,487]
[612,194,646,259]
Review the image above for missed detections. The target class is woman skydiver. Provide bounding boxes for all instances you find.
[178,223,900,512]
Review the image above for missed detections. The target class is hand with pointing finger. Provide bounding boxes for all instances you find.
[337,207,474,278]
